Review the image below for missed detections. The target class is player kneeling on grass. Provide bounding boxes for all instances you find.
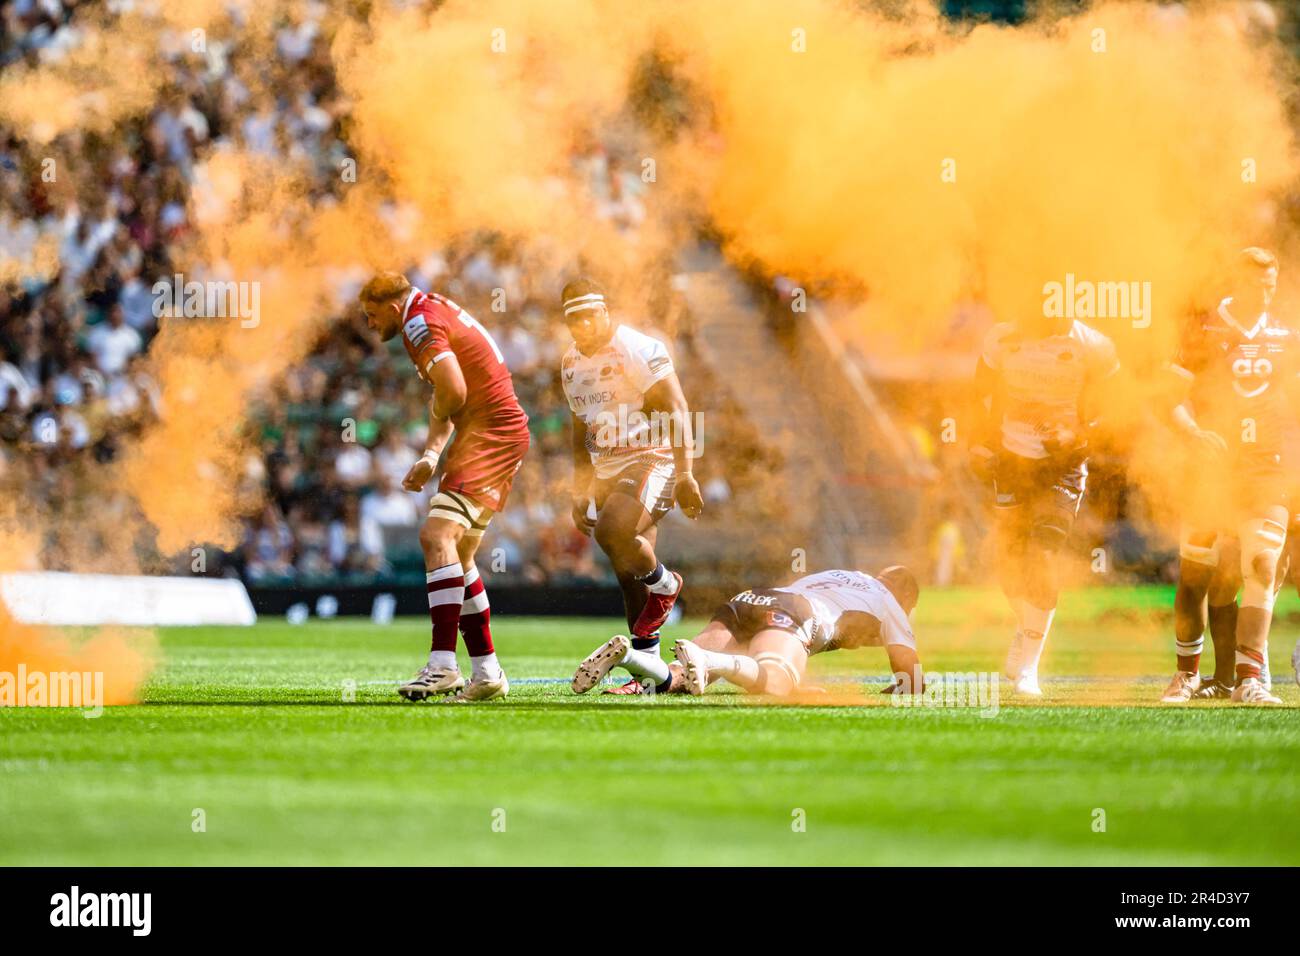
[570,567,922,697]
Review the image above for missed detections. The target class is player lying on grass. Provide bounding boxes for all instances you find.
[561,277,704,695]
[970,307,1119,697]
[1160,248,1290,705]
[570,567,922,697]
[360,273,531,704]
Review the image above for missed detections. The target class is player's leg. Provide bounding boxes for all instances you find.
[572,608,726,697]
[676,628,808,697]
[398,511,471,701]
[1288,519,1300,688]
[1194,537,1239,699]
[437,443,529,703]
[993,503,1032,680]
[592,462,683,641]
[1230,507,1286,704]
[1008,464,1084,697]
[1161,530,1217,702]
[448,512,509,702]
[608,522,656,634]
[591,469,681,693]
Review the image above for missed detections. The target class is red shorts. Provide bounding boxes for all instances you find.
[439,425,530,513]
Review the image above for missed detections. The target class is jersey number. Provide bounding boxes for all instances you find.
[430,293,505,364]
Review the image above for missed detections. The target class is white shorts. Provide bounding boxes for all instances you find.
[429,489,493,537]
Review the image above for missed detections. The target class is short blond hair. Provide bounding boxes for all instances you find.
[359,271,412,304]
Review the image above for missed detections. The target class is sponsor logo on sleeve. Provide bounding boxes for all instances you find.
[404,315,431,349]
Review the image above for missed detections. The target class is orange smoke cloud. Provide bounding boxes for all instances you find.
[671,1,1295,359]
[0,514,154,706]
[4,0,1299,642]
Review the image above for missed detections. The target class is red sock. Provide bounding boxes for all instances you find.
[1235,647,1264,683]
[426,563,465,654]
[1175,636,1202,674]
[459,564,494,656]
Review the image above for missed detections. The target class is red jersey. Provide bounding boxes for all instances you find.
[1173,298,1300,462]
[399,290,529,436]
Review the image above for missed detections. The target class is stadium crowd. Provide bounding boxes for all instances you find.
[0,1,770,586]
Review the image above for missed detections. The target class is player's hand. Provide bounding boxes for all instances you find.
[402,455,436,493]
[571,495,596,536]
[1191,428,1228,459]
[675,473,704,519]
[1041,425,1086,458]
[880,676,926,695]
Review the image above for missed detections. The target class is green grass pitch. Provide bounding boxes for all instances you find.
[2,585,1298,866]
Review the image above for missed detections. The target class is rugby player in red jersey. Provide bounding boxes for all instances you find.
[360,272,531,703]
[1161,248,1291,705]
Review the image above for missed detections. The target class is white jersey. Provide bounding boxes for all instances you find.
[981,320,1118,460]
[775,569,915,655]
[562,324,676,479]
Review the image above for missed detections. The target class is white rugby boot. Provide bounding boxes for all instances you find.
[1160,670,1201,703]
[571,635,631,695]
[398,665,465,701]
[1230,677,1282,705]
[672,639,709,696]
[1011,664,1043,698]
[443,673,509,703]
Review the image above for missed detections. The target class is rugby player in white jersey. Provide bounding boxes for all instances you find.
[571,566,921,697]
[561,278,705,694]
[971,312,1119,696]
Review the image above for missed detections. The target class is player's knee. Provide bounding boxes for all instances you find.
[419,517,463,555]
[1179,531,1220,571]
[1029,518,1068,553]
[593,519,635,563]
[754,653,800,696]
[1240,519,1285,576]
[1206,578,1239,607]
[592,518,618,554]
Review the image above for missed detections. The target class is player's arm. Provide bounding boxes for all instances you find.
[1160,361,1227,458]
[643,372,704,519]
[403,393,455,493]
[570,412,596,535]
[1165,398,1227,458]
[1159,316,1226,456]
[881,643,924,695]
[1049,337,1120,458]
[402,351,465,493]
[427,352,467,420]
[969,355,1001,481]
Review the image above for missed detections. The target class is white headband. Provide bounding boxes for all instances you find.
[563,292,606,316]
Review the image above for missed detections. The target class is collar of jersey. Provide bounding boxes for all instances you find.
[1218,297,1267,339]
[401,288,422,323]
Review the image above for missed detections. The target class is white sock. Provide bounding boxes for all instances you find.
[703,652,761,689]
[428,650,457,670]
[470,652,502,681]
[1020,604,1056,672]
[642,563,680,596]
[619,647,670,685]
